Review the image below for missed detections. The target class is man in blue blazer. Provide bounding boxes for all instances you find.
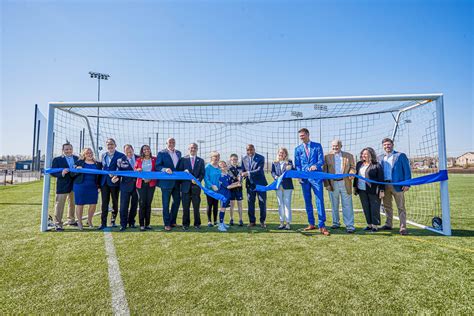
[157,137,182,228]
[377,138,412,235]
[98,138,126,230]
[113,144,139,231]
[177,142,205,230]
[50,142,79,231]
[294,128,330,235]
[241,144,268,227]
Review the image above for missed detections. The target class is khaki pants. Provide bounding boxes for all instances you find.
[55,192,75,227]
[382,185,407,231]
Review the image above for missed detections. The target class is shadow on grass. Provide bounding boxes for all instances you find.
[47,224,473,237]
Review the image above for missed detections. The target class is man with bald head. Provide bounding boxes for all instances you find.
[157,137,182,230]
[241,144,268,227]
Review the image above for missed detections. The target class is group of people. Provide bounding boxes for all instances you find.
[51,128,412,235]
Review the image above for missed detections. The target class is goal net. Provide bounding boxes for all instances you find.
[41,94,451,235]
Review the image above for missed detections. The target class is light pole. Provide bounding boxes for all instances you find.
[291,111,303,144]
[89,71,110,156]
[405,119,412,159]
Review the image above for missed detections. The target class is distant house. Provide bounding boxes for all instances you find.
[447,157,456,168]
[455,152,474,167]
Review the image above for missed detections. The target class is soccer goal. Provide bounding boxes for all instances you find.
[41,94,451,235]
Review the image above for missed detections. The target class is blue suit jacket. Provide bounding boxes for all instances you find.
[100,151,126,187]
[116,155,139,193]
[377,150,412,192]
[241,153,268,187]
[51,155,79,194]
[295,141,324,183]
[156,149,182,189]
[177,155,205,193]
[271,160,295,190]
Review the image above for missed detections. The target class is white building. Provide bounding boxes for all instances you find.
[455,152,474,167]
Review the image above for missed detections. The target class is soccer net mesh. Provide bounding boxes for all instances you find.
[46,96,447,231]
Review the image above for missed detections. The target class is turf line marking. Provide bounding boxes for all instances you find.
[104,230,130,316]
[406,236,474,254]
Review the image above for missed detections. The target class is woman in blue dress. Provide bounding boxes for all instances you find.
[72,147,103,230]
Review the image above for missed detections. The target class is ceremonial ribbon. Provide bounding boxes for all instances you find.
[45,168,227,202]
[255,170,448,192]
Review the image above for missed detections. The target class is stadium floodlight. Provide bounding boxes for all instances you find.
[88,71,110,156]
[40,94,451,237]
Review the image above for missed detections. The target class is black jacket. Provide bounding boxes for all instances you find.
[271,160,295,190]
[177,155,205,193]
[72,160,103,186]
[353,161,385,195]
[51,155,79,194]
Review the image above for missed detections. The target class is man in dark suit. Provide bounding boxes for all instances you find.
[113,144,139,231]
[177,142,205,230]
[157,137,182,230]
[98,138,126,230]
[241,144,268,227]
[50,142,79,231]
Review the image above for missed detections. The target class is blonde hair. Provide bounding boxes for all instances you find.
[209,151,220,162]
[275,147,289,162]
[79,147,95,161]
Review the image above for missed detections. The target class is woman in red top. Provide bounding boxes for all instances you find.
[134,145,157,231]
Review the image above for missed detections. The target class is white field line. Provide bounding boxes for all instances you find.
[104,231,130,316]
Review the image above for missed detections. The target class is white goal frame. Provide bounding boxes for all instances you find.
[40,94,451,235]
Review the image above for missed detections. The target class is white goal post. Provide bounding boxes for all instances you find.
[41,94,451,235]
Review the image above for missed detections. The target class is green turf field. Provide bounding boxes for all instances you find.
[1,174,472,314]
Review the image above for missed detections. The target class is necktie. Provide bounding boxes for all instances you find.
[304,143,310,158]
[191,157,195,169]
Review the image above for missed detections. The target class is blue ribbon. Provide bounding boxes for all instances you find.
[255,170,448,192]
[45,168,227,202]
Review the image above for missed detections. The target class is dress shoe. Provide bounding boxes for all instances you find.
[145,226,152,230]
[380,225,393,230]
[164,226,172,231]
[304,225,316,231]
[248,223,256,227]
[120,227,126,232]
[400,229,408,236]
[171,224,177,227]
[319,227,330,236]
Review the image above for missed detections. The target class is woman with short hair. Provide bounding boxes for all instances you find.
[204,151,221,227]
[271,147,294,230]
[72,147,102,230]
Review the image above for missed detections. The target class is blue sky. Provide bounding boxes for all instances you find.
[1,0,472,156]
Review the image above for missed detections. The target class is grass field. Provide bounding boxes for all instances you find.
[1,174,473,314]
